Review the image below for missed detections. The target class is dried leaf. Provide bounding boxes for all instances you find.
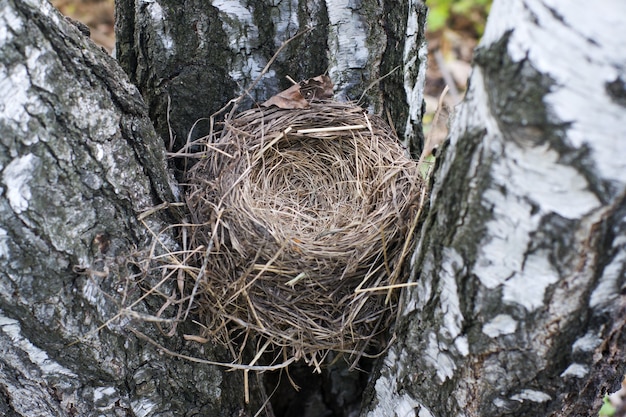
[262,75,334,109]
[261,83,309,109]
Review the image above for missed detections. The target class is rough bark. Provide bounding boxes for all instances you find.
[0,1,253,415]
[365,1,626,416]
[114,0,427,157]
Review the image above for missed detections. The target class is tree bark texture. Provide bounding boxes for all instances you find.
[365,1,626,416]
[114,0,428,157]
[0,1,252,415]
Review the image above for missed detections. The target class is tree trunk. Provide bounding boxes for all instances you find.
[114,0,427,157]
[365,1,626,416]
[0,1,251,415]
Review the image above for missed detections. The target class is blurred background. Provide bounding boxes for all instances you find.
[52,0,115,52]
[51,0,491,147]
[423,0,490,148]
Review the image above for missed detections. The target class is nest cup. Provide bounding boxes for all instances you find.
[186,101,423,368]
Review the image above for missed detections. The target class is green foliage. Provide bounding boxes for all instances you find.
[427,3,450,32]
[426,0,492,34]
[419,154,436,179]
[600,395,616,417]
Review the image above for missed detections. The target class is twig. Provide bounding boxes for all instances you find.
[419,84,449,165]
[166,94,175,151]
[210,27,313,124]
[434,50,460,101]
[357,65,401,105]
[130,328,296,371]
[296,125,365,134]
[354,281,419,293]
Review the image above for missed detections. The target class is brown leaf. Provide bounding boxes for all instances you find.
[261,83,309,109]
[261,75,334,109]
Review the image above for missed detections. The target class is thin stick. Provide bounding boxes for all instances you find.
[183,238,214,321]
[385,202,422,304]
[354,282,420,293]
[357,65,401,105]
[253,369,281,417]
[169,143,235,159]
[255,126,293,155]
[166,94,175,151]
[239,27,312,105]
[244,370,250,404]
[434,50,460,100]
[177,26,314,170]
[137,202,185,221]
[130,328,296,371]
[212,27,313,122]
[419,84,449,164]
[296,125,365,134]
[67,254,183,347]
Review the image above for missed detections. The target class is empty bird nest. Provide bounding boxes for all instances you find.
[179,77,424,370]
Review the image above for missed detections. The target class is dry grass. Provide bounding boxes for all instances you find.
[176,101,423,370]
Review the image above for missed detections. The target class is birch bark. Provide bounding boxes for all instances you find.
[6,0,623,416]
[365,1,626,416]
[0,1,250,415]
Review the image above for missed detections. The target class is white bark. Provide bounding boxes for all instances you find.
[366,1,626,416]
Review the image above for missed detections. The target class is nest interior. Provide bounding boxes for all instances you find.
[185,101,423,368]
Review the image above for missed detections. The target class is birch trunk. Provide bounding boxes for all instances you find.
[5,0,624,416]
[0,1,251,415]
[365,1,626,416]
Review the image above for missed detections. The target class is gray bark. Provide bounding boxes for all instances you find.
[0,1,251,415]
[366,1,626,416]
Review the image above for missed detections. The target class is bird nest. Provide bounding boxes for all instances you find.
[184,100,423,369]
